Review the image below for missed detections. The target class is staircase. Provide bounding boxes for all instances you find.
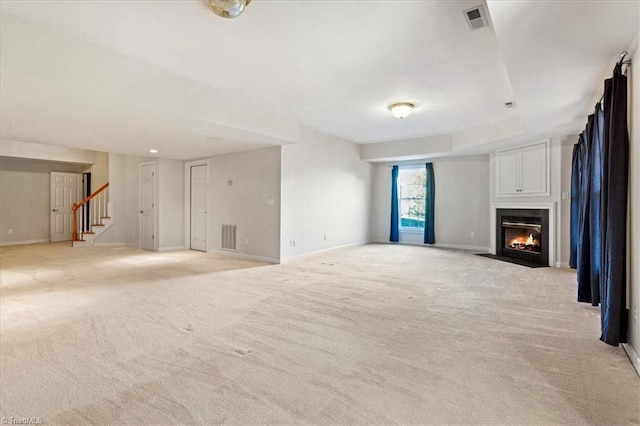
[72,182,113,247]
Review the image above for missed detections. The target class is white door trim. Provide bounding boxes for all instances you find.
[139,161,158,251]
[184,160,210,251]
[50,171,83,242]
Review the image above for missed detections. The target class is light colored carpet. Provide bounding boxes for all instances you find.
[0,242,638,425]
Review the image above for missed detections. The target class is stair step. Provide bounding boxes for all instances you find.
[91,224,105,227]
[83,232,95,235]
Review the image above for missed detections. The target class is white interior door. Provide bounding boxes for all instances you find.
[50,172,82,242]
[139,162,156,251]
[190,164,208,251]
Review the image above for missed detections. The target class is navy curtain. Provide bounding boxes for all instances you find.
[571,62,629,346]
[576,124,593,304]
[423,163,435,244]
[600,65,629,346]
[390,165,399,242]
[589,105,604,306]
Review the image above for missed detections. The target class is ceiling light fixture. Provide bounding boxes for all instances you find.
[388,102,415,119]
[149,149,158,154]
[207,0,252,19]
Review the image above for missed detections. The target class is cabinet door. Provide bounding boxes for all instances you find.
[520,142,547,195]
[496,150,520,196]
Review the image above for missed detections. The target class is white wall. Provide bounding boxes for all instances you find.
[626,25,640,372]
[0,139,96,164]
[281,126,372,259]
[371,156,490,250]
[0,158,84,245]
[208,146,281,262]
[158,158,184,251]
[96,153,127,245]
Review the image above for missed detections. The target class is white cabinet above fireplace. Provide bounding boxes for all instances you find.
[496,140,549,197]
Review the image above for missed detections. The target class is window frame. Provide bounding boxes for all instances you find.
[397,166,426,233]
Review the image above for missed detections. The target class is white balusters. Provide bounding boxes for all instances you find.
[72,182,109,244]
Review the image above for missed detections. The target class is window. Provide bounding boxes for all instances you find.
[398,167,426,230]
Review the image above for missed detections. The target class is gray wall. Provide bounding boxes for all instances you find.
[280,126,372,259]
[158,158,185,250]
[371,155,490,250]
[209,146,281,262]
[88,151,109,192]
[0,158,84,244]
[99,154,185,250]
[559,143,574,267]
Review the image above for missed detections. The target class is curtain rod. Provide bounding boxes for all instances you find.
[598,51,632,105]
[618,50,632,66]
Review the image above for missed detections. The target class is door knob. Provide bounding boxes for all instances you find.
[52,209,58,212]
[140,210,144,214]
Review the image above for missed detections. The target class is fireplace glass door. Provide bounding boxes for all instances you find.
[495,208,549,266]
[503,221,542,254]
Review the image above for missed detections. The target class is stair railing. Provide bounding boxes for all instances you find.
[72,182,109,242]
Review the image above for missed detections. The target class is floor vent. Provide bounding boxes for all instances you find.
[463,5,489,30]
[221,224,237,251]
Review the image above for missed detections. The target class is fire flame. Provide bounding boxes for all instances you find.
[509,234,537,248]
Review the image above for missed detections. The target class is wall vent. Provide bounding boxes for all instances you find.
[221,224,237,251]
[504,101,516,109]
[463,5,489,30]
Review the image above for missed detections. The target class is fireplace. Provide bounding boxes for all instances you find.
[496,208,549,266]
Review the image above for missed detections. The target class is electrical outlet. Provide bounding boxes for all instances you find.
[470,231,476,238]
[7,229,13,235]
[323,234,327,241]
[244,238,249,245]
[634,306,639,325]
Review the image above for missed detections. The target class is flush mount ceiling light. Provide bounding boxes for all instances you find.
[149,149,158,154]
[388,102,415,119]
[207,0,252,19]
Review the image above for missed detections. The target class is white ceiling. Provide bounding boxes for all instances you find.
[0,1,638,160]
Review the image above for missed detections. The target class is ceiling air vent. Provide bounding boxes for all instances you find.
[504,101,515,109]
[463,5,489,30]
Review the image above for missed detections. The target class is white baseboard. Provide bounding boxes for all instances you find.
[0,239,49,247]
[158,245,185,252]
[208,249,279,264]
[370,239,488,252]
[622,343,640,377]
[556,261,570,268]
[94,242,126,247]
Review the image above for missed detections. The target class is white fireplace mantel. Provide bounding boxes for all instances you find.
[490,202,557,267]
